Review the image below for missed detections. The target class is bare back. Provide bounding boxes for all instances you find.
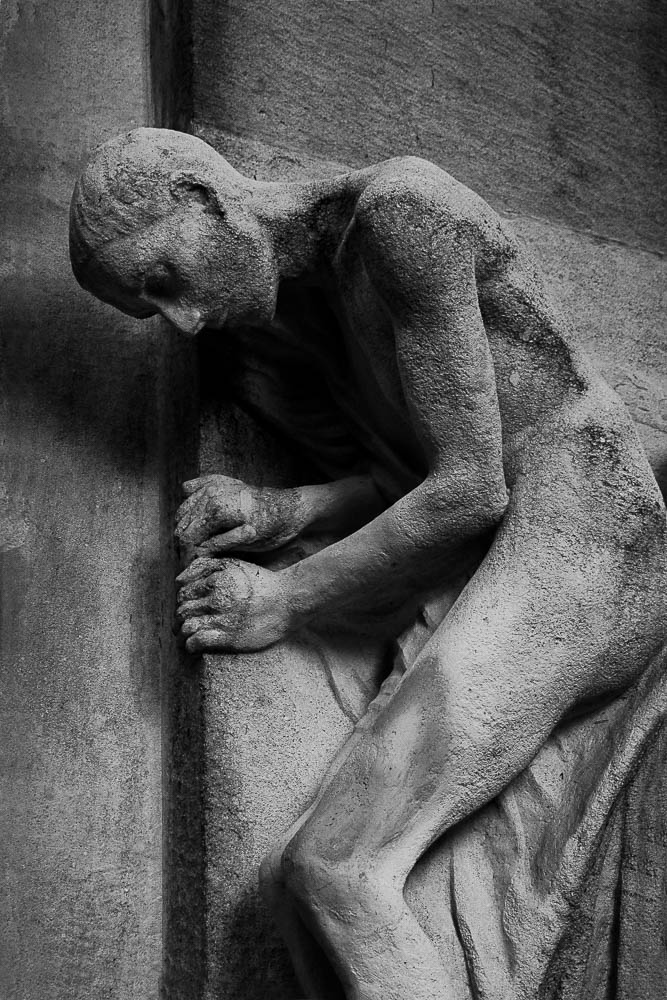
[268,157,659,521]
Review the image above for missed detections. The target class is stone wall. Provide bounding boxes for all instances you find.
[181,3,667,997]
[0,3,194,997]
[193,0,666,252]
[2,2,664,997]
[190,1,667,486]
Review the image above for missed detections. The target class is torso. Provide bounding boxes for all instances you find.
[237,157,660,512]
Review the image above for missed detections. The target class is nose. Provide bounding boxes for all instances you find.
[155,302,205,336]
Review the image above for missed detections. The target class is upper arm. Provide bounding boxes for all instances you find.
[355,166,507,508]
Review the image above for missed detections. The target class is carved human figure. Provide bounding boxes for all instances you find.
[70,129,666,1000]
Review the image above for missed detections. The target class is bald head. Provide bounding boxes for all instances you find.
[69,128,246,291]
[68,128,290,332]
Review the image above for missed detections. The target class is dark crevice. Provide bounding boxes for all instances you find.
[148,5,204,997]
[150,0,194,132]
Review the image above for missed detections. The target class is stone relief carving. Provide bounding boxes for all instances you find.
[70,129,666,999]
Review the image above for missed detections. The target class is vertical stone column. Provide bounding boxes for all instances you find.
[0,3,193,998]
[162,139,358,1000]
[192,333,355,999]
[158,3,667,995]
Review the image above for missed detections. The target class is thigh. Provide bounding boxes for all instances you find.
[288,464,666,880]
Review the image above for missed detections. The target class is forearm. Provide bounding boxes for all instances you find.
[299,475,387,537]
[284,477,508,625]
[179,471,387,556]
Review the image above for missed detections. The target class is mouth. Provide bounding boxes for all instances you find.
[201,308,228,332]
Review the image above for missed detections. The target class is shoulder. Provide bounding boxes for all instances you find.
[351,158,507,286]
[348,159,485,305]
[354,157,494,242]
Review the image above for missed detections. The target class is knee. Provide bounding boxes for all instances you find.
[280,829,398,918]
[279,832,324,906]
[258,831,331,908]
[258,842,286,905]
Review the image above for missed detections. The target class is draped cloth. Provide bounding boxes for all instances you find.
[315,598,667,1000]
[225,329,667,998]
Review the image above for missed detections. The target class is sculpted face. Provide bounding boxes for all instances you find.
[89,197,279,335]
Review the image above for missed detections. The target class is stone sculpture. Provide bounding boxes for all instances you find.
[70,128,666,1000]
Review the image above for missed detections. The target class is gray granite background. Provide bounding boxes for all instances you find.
[1,1,665,998]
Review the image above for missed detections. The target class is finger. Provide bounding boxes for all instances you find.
[176,556,220,584]
[182,475,220,497]
[175,503,200,546]
[176,494,215,545]
[182,474,244,497]
[175,597,211,620]
[181,614,218,636]
[177,496,246,548]
[186,629,229,654]
[178,577,216,602]
[175,492,201,528]
[197,524,258,555]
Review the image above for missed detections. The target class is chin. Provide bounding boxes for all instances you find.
[204,307,229,330]
[119,305,158,320]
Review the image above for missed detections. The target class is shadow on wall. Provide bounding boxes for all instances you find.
[1,274,173,713]
[3,293,165,475]
[2,195,206,996]
[219,890,301,1000]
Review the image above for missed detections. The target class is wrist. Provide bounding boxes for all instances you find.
[295,485,323,534]
[279,562,317,628]
[300,476,385,536]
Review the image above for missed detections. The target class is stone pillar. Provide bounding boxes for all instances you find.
[162,3,667,997]
[1,3,196,998]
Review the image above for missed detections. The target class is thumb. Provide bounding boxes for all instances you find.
[197,524,258,555]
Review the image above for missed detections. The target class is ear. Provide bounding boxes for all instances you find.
[169,172,223,216]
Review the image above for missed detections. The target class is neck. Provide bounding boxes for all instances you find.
[248,174,360,281]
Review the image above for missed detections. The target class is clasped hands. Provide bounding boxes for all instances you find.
[174,474,305,653]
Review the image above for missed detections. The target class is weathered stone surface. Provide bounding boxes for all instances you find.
[10,0,665,995]
[513,216,667,494]
[0,4,191,998]
[192,0,667,252]
[188,3,667,993]
[70,127,666,999]
[193,378,386,998]
[204,127,667,494]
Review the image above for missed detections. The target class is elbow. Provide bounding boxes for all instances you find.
[478,480,509,529]
[461,486,508,538]
[419,472,509,540]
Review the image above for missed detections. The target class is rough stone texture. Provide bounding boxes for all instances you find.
[0,3,193,997]
[150,0,193,132]
[13,0,660,993]
[192,0,667,253]
[192,346,394,998]
[200,128,667,496]
[180,128,667,998]
[513,217,667,496]
[98,125,659,997]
